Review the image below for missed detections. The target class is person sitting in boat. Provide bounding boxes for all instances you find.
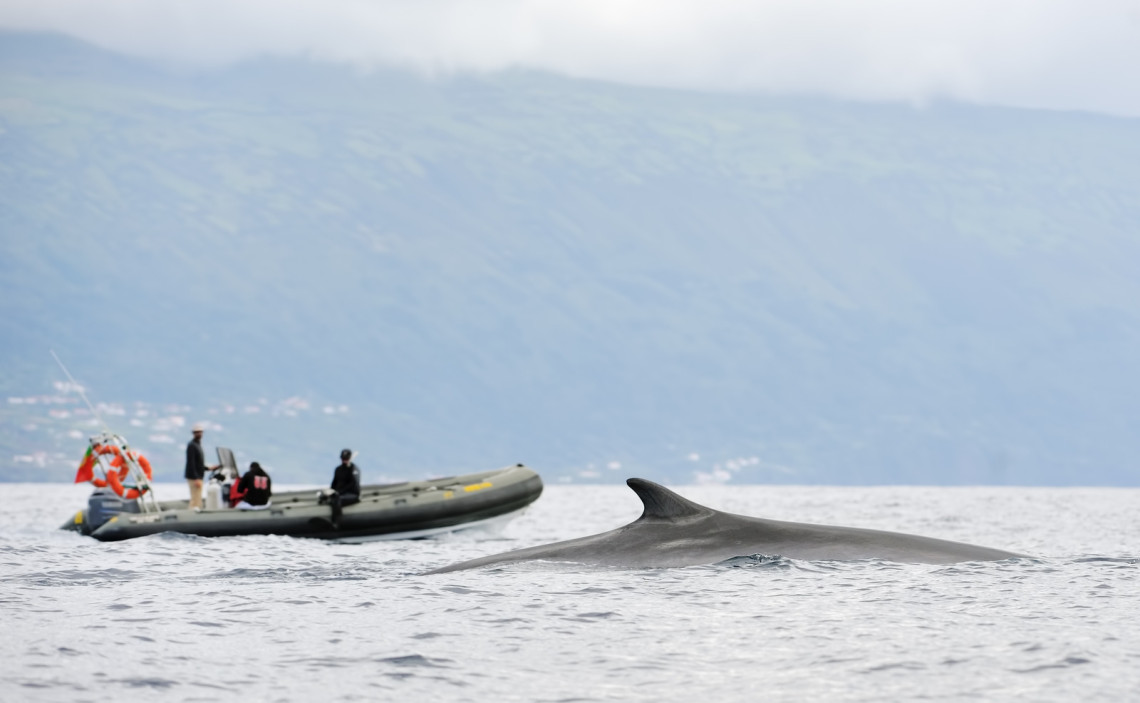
[321,449,360,525]
[230,462,272,510]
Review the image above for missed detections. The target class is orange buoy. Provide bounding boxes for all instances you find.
[106,469,144,499]
[110,450,153,480]
[92,444,152,496]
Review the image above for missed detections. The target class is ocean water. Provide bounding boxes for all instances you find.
[1,481,1137,702]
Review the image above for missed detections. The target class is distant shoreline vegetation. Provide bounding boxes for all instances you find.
[4,385,350,482]
[3,383,772,486]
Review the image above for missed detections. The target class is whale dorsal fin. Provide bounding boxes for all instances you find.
[627,478,711,520]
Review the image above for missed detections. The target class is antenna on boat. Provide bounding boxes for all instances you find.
[50,349,109,433]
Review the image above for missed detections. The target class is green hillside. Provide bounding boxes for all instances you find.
[3,32,1139,485]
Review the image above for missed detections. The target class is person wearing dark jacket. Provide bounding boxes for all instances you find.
[184,423,218,510]
[326,449,361,525]
[231,462,272,509]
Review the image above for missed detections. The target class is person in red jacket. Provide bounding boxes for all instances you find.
[230,462,272,509]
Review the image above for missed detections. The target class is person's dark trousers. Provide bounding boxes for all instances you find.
[329,493,359,524]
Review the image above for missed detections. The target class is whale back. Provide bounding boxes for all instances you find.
[424,477,1026,573]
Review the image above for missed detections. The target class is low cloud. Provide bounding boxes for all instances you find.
[2,0,1139,116]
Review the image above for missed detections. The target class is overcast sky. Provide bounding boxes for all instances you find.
[3,0,1139,117]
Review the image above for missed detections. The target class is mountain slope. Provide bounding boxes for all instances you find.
[2,32,1139,484]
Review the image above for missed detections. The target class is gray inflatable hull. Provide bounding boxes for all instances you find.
[63,465,543,543]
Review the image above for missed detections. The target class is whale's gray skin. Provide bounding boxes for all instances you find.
[425,478,1026,573]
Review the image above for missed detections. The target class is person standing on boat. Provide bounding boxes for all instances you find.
[231,462,272,509]
[327,448,361,525]
[185,423,218,510]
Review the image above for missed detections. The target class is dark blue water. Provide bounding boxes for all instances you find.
[2,482,1137,701]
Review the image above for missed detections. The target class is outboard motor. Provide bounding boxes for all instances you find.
[85,487,141,533]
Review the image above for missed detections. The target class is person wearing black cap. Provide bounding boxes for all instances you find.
[327,449,361,525]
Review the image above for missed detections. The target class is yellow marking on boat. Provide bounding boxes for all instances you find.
[74,511,83,525]
[444,491,454,499]
[464,482,493,492]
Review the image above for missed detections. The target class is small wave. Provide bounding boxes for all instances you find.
[564,611,619,622]
[715,554,914,571]
[377,654,454,668]
[863,661,928,673]
[152,531,206,541]
[715,554,793,569]
[926,556,1048,575]
[204,565,374,582]
[109,676,180,689]
[280,653,456,671]
[13,567,145,587]
[1013,656,1093,673]
[1068,556,1138,566]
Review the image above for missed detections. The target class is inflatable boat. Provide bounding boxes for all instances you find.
[62,434,543,543]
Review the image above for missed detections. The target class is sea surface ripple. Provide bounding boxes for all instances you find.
[1,482,1137,701]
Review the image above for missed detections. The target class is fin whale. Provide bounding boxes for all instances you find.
[425,478,1026,573]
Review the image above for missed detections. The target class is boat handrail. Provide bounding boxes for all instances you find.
[89,431,161,514]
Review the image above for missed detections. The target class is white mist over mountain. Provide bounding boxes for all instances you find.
[2,0,1139,117]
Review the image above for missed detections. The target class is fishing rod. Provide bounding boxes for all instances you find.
[51,350,160,512]
[50,349,110,434]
